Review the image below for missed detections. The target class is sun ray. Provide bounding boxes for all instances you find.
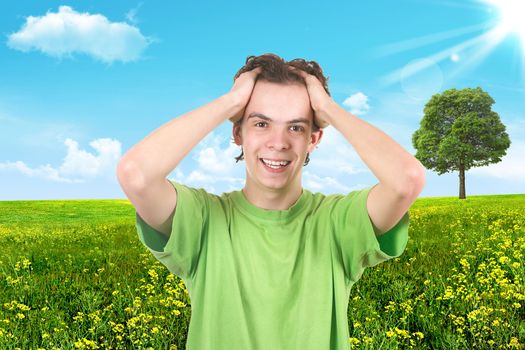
[482,0,525,77]
[484,0,525,40]
[447,25,509,81]
[377,0,525,89]
[427,0,487,11]
[379,27,506,86]
[373,22,490,57]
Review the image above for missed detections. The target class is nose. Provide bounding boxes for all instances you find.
[266,127,291,151]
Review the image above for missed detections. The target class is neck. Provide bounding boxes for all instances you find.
[242,183,303,210]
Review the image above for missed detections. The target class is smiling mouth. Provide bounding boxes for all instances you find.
[260,158,291,169]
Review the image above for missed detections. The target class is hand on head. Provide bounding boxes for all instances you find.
[227,64,332,128]
[228,66,263,123]
[287,66,331,128]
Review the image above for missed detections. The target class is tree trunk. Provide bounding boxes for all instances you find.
[459,163,466,199]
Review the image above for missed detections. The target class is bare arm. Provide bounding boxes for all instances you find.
[320,101,425,235]
[117,67,262,236]
[290,66,425,235]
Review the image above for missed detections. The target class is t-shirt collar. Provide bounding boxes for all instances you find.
[232,188,310,222]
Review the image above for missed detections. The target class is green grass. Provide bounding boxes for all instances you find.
[0,199,133,225]
[0,194,524,349]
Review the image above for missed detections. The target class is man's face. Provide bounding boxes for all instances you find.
[233,79,323,193]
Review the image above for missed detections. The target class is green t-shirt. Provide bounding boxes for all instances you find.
[136,180,410,350]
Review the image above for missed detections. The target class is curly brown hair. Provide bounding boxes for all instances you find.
[233,53,330,163]
[233,53,331,100]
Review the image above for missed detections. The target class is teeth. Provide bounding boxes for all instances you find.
[262,158,290,167]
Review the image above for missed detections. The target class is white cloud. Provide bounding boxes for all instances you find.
[165,131,244,194]
[59,138,121,178]
[342,92,370,115]
[196,143,239,174]
[506,118,525,137]
[310,126,368,176]
[7,5,151,63]
[181,170,243,195]
[0,160,81,183]
[125,3,143,24]
[0,137,121,183]
[468,140,525,182]
[166,125,373,194]
[303,171,352,193]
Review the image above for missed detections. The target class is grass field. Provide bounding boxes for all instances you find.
[0,194,524,349]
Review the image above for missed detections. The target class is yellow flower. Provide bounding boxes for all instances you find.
[174,300,186,308]
[133,297,142,308]
[508,337,520,348]
[385,300,396,311]
[364,336,373,344]
[394,327,410,339]
[442,286,454,300]
[17,303,30,311]
[348,337,360,345]
[148,269,158,279]
[81,337,99,349]
[413,331,424,340]
[112,323,124,333]
[498,256,510,264]
[459,258,470,269]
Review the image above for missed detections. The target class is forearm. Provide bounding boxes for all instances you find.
[117,93,240,189]
[320,100,424,195]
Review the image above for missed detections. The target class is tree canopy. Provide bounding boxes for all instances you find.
[412,87,511,198]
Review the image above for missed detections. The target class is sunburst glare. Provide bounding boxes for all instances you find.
[378,0,525,92]
[486,0,525,48]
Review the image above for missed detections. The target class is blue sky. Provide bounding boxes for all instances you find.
[1,0,524,200]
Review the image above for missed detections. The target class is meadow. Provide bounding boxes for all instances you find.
[0,194,523,349]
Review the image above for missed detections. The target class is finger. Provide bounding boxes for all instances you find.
[288,66,309,79]
[235,66,262,81]
[249,66,263,75]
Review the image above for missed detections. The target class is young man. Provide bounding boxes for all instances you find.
[117,53,425,350]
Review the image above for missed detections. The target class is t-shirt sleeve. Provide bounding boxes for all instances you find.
[135,180,208,281]
[331,184,410,285]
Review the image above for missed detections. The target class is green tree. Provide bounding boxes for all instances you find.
[412,87,511,199]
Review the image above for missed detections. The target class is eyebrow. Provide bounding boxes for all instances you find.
[247,112,311,125]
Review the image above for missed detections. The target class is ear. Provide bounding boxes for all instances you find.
[308,128,323,153]
[232,123,243,145]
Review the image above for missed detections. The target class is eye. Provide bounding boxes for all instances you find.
[290,125,305,132]
[254,121,267,127]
